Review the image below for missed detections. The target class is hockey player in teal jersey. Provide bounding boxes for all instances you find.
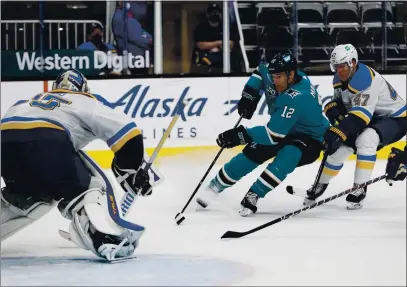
[196,53,329,216]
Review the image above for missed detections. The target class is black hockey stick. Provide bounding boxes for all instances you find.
[221,175,386,239]
[175,115,244,225]
[286,148,328,197]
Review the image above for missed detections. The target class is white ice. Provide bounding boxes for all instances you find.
[1,154,406,286]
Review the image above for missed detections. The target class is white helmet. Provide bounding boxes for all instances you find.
[330,44,358,72]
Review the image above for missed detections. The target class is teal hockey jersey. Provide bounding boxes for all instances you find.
[244,63,329,145]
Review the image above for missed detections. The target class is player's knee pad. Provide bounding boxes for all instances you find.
[327,145,354,166]
[272,145,302,176]
[259,145,302,188]
[1,187,56,241]
[62,185,143,260]
[355,128,380,155]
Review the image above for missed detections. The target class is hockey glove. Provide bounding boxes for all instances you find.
[216,125,252,149]
[324,127,347,155]
[112,160,153,197]
[386,147,407,186]
[324,99,347,126]
[238,88,260,120]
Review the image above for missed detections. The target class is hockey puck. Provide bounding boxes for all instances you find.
[175,213,185,225]
[286,186,294,194]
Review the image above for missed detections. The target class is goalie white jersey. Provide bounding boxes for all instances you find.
[1,89,140,152]
[332,63,406,125]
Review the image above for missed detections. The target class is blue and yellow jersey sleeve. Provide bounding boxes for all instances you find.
[106,122,141,152]
[347,63,377,126]
[87,100,142,153]
[246,92,300,145]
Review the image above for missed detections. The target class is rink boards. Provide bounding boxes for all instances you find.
[1,75,406,168]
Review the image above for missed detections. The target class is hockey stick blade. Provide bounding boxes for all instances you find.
[221,231,247,239]
[286,185,308,198]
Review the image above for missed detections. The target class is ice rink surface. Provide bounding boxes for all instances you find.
[1,154,406,286]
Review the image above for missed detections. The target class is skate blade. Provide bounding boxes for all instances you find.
[346,201,363,210]
[106,256,137,263]
[239,207,254,217]
[303,198,315,206]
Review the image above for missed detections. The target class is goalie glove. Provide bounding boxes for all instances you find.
[112,160,152,197]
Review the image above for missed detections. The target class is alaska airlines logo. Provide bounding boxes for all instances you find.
[109,85,207,122]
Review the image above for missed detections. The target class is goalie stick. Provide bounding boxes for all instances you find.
[119,98,190,217]
[221,175,386,239]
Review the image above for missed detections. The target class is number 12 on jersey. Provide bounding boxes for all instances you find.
[281,106,295,118]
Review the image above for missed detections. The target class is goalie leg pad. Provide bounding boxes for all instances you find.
[1,188,56,241]
[66,187,144,260]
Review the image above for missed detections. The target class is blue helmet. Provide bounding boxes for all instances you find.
[52,69,89,93]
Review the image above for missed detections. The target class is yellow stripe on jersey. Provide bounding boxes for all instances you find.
[333,82,341,88]
[1,121,65,131]
[50,89,97,100]
[367,66,375,80]
[348,84,360,94]
[348,110,371,125]
[110,128,142,153]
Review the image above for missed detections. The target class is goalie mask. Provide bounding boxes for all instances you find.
[52,69,90,93]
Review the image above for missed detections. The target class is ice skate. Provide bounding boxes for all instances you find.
[239,190,259,217]
[346,186,367,210]
[303,183,328,205]
[196,181,222,210]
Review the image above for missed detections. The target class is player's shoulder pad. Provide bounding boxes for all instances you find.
[332,73,342,89]
[348,63,375,94]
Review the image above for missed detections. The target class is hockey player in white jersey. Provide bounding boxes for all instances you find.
[305,44,407,209]
[1,69,160,260]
